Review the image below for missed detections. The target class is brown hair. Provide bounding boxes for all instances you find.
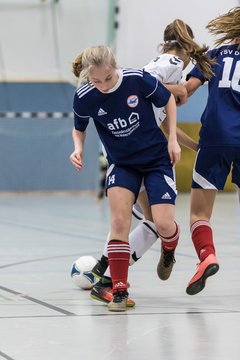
[72,45,117,84]
[206,6,240,46]
[158,19,215,80]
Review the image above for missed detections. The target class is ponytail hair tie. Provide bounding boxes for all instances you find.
[165,40,178,44]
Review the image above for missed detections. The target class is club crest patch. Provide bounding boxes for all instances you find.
[127,95,139,108]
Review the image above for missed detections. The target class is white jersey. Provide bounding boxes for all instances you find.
[144,53,184,124]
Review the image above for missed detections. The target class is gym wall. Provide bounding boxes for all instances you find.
[0,0,237,191]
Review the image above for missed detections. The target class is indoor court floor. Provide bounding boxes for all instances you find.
[0,191,240,360]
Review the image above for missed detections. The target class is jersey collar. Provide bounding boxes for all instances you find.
[105,69,123,93]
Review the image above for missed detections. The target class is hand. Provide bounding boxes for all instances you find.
[176,94,188,106]
[175,85,188,106]
[167,139,181,166]
[69,150,83,171]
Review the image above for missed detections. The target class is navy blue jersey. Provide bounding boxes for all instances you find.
[187,44,240,147]
[73,69,171,166]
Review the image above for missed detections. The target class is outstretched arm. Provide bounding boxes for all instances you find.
[162,120,198,152]
[184,77,202,97]
[164,83,188,106]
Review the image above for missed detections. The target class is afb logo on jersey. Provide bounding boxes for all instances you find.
[127,95,139,108]
[107,112,139,130]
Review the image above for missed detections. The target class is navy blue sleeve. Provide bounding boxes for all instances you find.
[73,91,90,132]
[186,66,206,83]
[74,112,89,132]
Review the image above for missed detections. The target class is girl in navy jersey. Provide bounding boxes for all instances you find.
[89,20,214,306]
[185,6,240,296]
[70,45,181,311]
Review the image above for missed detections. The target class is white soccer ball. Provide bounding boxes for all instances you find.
[71,255,98,290]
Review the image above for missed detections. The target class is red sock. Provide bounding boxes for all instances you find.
[191,220,215,261]
[107,239,130,293]
[159,222,180,251]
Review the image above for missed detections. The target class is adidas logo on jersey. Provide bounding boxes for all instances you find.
[98,108,107,116]
[161,192,172,200]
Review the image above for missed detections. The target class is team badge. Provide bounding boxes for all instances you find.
[127,95,139,108]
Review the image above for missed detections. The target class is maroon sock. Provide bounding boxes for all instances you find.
[191,220,215,261]
[107,239,130,293]
[159,222,180,251]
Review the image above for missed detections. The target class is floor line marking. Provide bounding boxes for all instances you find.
[0,351,15,360]
[0,285,76,316]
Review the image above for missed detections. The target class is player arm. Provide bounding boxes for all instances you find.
[164,93,181,165]
[70,128,86,171]
[162,120,198,152]
[164,83,188,106]
[184,76,202,97]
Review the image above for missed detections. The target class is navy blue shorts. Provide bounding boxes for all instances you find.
[106,160,177,205]
[192,146,240,190]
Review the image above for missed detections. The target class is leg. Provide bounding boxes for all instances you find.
[190,188,216,225]
[96,171,107,201]
[151,204,179,280]
[137,189,153,220]
[190,188,217,261]
[93,188,158,276]
[91,191,157,306]
[107,186,134,311]
[107,186,133,240]
[186,188,219,295]
[130,189,158,264]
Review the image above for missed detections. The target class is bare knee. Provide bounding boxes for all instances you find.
[155,219,176,237]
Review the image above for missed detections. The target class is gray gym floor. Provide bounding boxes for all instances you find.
[0,191,239,360]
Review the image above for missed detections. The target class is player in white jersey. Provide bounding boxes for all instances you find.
[89,20,214,305]
[70,45,181,311]
[184,7,240,295]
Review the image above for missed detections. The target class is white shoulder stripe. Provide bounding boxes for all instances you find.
[76,82,89,91]
[122,68,143,77]
[76,84,94,99]
[123,68,143,73]
[123,72,143,78]
[76,83,90,95]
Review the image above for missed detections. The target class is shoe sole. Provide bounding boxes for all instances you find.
[107,298,128,312]
[108,305,127,312]
[186,263,219,295]
[90,293,135,307]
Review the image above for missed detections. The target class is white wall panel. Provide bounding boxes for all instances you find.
[0,0,110,81]
[115,0,238,68]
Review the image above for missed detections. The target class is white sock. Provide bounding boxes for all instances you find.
[129,220,158,265]
[102,232,110,258]
[104,267,111,277]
